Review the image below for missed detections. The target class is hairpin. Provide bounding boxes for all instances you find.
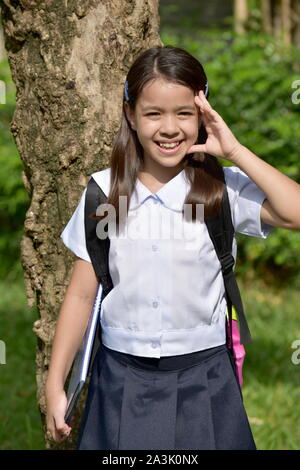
[204,81,209,97]
[124,80,130,103]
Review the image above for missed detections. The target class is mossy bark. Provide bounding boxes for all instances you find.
[0,0,162,450]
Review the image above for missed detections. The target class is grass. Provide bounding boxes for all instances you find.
[0,271,45,450]
[238,275,300,450]
[0,271,300,450]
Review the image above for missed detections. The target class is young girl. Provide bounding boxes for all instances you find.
[45,45,300,450]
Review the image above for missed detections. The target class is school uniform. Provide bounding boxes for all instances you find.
[60,165,274,450]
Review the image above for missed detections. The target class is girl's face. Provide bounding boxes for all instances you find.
[125,78,201,174]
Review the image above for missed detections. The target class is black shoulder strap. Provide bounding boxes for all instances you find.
[84,176,113,293]
[205,168,252,346]
[84,176,112,374]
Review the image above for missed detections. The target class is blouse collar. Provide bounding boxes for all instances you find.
[129,169,191,212]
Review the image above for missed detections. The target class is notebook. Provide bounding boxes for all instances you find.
[64,282,103,425]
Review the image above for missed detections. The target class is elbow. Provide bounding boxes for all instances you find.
[283,220,300,230]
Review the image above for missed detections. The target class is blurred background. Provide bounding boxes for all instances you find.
[1,0,300,450]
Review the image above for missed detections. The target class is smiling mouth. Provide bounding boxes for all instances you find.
[154,140,184,154]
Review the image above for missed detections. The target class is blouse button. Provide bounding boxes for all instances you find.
[152,301,159,308]
[151,341,159,349]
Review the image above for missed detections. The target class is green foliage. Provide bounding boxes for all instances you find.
[0,279,45,449]
[240,277,300,450]
[0,59,29,281]
[160,27,300,285]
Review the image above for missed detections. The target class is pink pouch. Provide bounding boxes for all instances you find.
[226,317,246,388]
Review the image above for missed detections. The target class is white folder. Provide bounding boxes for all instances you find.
[64,282,103,425]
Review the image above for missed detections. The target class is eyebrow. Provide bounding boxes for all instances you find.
[141,105,196,111]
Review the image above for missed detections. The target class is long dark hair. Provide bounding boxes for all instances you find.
[94,45,224,229]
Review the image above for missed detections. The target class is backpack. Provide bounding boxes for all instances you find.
[84,167,251,387]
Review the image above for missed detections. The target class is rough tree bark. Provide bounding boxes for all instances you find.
[0,18,7,61]
[0,0,162,450]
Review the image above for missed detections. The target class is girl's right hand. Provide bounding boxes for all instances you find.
[45,388,73,443]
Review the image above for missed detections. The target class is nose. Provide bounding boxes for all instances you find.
[159,115,180,135]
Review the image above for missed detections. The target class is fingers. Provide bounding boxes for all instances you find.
[46,415,72,443]
[194,95,212,127]
[55,416,72,438]
[186,144,206,155]
[195,91,212,112]
[45,389,74,443]
[199,89,212,105]
[47,426,71,443]
[196,93,221,128]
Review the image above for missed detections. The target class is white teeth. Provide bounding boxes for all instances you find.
[158,141,180,148]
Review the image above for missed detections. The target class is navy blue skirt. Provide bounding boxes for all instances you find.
[76,341,256,450]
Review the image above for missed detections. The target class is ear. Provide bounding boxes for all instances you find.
[124,102,136,130]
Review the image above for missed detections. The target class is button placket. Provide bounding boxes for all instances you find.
[149,199,161,341]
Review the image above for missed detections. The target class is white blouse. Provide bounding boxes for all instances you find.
[60,165,274,358]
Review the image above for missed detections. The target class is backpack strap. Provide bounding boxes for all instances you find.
[84,176,113,293]
[205,169,252,347]
[84,176,113,374]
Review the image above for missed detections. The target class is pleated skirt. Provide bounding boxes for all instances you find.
[76,341,257,450]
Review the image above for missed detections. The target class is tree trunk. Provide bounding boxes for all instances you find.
[234,0,249,34]
[261,0,300,49]
[281,0,291,46]
[292,0,300,48]
[261,0,273,34]
[273,0,283,37]
[0,0,162,450]
[0,18,6,62]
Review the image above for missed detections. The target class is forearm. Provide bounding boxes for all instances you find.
[45,258,98,392]
[229,144,300,226]
[45,291,95,392]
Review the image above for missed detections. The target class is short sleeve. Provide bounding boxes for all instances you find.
[60,187,92,263]
[223,165,274,238]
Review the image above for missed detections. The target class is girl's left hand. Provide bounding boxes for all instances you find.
[186,90,241,162]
